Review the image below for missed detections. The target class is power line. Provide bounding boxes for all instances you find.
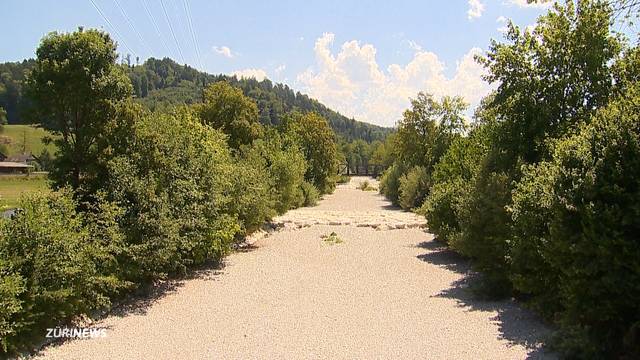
[159,0,185,63]
[183,0,202,69]
[140,0,173,59]
[113,0,154,57]
[89,0,135,57]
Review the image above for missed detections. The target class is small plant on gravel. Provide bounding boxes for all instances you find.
[321,232,343,244]
[337,175,350,184]
[357,180,377,191]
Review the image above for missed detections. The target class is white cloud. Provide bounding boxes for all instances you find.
[497,16,510,33]
[232,68,268,81]
[407,40,423,52]
[504,0,551,9]
[213,46,235,58]
[295,33,493,127]
[468,0,485,20]
[275,64,286,75]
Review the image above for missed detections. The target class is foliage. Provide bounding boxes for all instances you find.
[379,163,406,206]
[285,112,339,194]
[420,125,491,244]
[299,181,320,207]
[99,104,242,280]
[226,157,275,234]
[197,81,264,149]
[336,174,350,184]
[0,191,124,353]
[398,166,430,210]
[357,180,377,191]
[25,28,132,192]
[321,232,343,245]
[242,129,307,214]
[450,0,622,295]
[510,92,640,358]
[370,132,397,168]
[395,93,466,172]
[0,59,35,125]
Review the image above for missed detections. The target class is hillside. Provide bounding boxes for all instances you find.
[127,58,391,142]
[0,58,391,142]
[0,124,56,157]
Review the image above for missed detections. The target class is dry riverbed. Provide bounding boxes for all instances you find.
[36,176,554,359]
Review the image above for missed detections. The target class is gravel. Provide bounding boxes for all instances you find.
[36,177,555,359]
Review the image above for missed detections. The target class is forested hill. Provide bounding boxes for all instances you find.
[128,58,390,141]
[0,57,391,142]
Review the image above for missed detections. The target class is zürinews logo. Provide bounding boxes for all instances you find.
[46,327,107,339]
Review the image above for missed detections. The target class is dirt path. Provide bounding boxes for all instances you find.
[37,177,554,359]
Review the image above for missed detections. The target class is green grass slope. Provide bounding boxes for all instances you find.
[0,125,57,157]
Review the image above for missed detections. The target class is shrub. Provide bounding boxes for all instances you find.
[0,191,123,354]
[300,181,320,207]
[227,158,275,234]
[420,179,466,244]
[357,180,376,191]
[421,131,488,244]
[243,132,307,214]
[336,174,350,184]
[453,163,514,298]
[398,166,429,210]
[511,99,640,358]
[379,163,405,205]
[103,105,242,281]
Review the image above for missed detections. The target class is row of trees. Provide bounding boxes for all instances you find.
[0,28,339,355]
[380,1,639,358]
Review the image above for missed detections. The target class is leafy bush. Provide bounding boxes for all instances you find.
[453,163,514,298]
[398,166,429,210]
[421,131,489,244]
[379,163,406,205]
[337,174,350,184]
[420,179,466,244]
[227,158,275,234]
[357,180,376,191]
[0,191,124,354]
[102,104,241,281]
[242,131,307,214]
[300,181,320,207]
[511,99,640,358]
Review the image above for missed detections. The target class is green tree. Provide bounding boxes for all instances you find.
[285,112,339,193]
[371,132,396,168]
[453,0,622,292]
[395,93,466,173]
[25,28,132,191]
[196,81,264,149]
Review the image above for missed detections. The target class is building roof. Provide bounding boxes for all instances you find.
[0,161,34,168]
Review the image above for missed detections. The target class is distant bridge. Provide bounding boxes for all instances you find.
[339,163,386,177]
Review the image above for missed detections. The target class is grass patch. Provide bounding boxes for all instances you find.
[357,180,377,191]
[0,174,51,210]
[321,231,344,244]
[0,125,57,156]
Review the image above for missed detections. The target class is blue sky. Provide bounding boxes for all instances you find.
[2,0,553,126]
